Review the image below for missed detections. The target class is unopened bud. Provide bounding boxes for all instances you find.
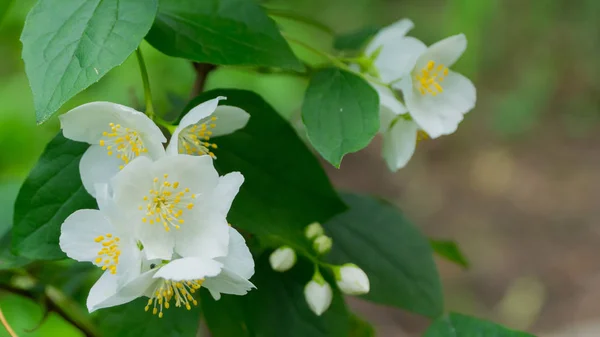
[313,235,332,254]
[334,264,370,295]
[305,222,324,240]
[304,273,332,316]
[269,246,296,272]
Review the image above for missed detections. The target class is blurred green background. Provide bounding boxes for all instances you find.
[1,0,599,336]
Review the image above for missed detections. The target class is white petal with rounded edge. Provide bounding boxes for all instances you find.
[153,257,223,281]
[59,209,114,264]
[373,36,427,83]
[152,154,219,194]
[110,156,154,222]
[211,172,244,216]
[174,211,230,259]
[372,84,407,133]
[209,105,250,137]
[216,228,254,279]
[381,118,418,172]
[88,269,159,313]
[414,34,467,70]
[138,224,174,261]
[202,268,255,300]
[79,145,122,197]
[365,19,414,56]
[399,76,467,139]
[167,97,226,155]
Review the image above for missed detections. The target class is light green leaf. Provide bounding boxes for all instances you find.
[146,0,302,70]
[302,68,379,167]
[430,239,470,268]
[12,133,97,260]
[424,313,536,337]
[202,256,350,337]
[325,194,444,318]
[182,89,347,256]
[21,0,158,123]
[95,297,201,337]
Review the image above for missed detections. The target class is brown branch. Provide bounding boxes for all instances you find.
[0,305,18,337]
[190,63,217,98]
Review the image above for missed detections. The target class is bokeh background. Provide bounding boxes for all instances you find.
[1,0,599,336]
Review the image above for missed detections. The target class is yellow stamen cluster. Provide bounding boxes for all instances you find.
[141,174,196,232]
[144,279,204,318]
[416,130,429,143]
[414,61,449,96]
[178,117,218,158]
[99,122,148,169]
[94,234,121,274]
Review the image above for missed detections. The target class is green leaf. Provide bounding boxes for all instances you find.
[0,231,30,270]
[325,193,444,318]
[12,133,97,260]
[349,314,376,337]
[183,89,346,256]
[95,297,202,337]
[302,68,379,167]
[202,256,350,337]
[21,0,158,123]
[334,26,380,51]
[430,239,470,269]
[424,313,536,337]
[146,0,302,70]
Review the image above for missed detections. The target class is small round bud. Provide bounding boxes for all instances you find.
[304,275,332,316]
[334,263,370,295]
[313,235,332,255]
[269,246,296,272]
[305,222,324,240]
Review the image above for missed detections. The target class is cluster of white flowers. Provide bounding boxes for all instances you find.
[269,222,370,316]
[355,19,476,171]
[58,97,256,317]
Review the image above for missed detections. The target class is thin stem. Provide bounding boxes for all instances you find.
[135,47,155,119]
[266,9,335,36]
[0,306,18,337]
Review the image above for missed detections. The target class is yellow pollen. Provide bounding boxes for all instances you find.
[416,130,429,143]
[144,279,203,318]
[142,175,195,232]
[99,122,146,169]
[177,118,219,158]
[94,233,121,274]
[414,60,449,96]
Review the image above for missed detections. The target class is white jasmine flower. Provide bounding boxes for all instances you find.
[334,264,370,295]
[304,273,332,316]
[304,222,324,240]
[59,102,166,196]
[108,154,243,261]
[313,235,332,255]
[269,246,296,272]
[166,96,250,158]
[87,227,255,316]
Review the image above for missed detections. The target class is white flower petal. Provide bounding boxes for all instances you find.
[373,37,427,83]
[216,228,254,279]
[209,105,250,138]
[202,268,255,299]
[382,118,418,172]
[372,84,407,133]
[79,145,122,197]
[304,280,332,316]
[174,211,230,259]
[365,19,414,56]
[211,172,244,216]
[152,154,219,194]
[139,224,174,261]
[153,257,223,281]
[88,269,159,313]
[111,156,154,219]
[400,76,465,139]
[415,34,467,70]
[59,209,114,264]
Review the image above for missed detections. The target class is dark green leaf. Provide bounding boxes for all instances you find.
[146,0,302,70]
[334,26,380,51]
[12,133,97,260]
[430,239,470,268]
[325,193,444,318]
[0,230,30,270]
[95,297,201,337]
[349,314,375,337]
[21,0,158,123]
[302,68,379,167]
[202,256,350,337]
[424,313,536,337]
[183,89,347,255]
[0,182,30,269]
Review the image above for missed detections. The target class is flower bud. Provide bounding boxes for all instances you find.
[334,264,370,295]
[305,222,324,240]
[304,274,332,316]
[313,235,332,254]
[269,246,296,272]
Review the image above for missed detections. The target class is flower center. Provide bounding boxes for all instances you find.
[99,123,148,169]
[416,130,429,143]
[94,234,121,274]
[178,117,218,158]
[145,279,204,318]
[414,61,449,96]
[141,174,196,232]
